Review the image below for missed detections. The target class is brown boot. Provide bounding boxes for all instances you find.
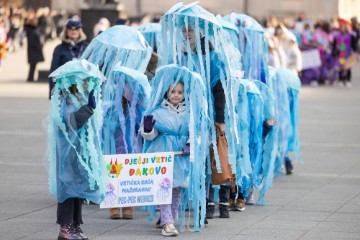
[109,208,121,219]
[122,207,133,219]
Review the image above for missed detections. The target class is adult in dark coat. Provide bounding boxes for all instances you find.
[49,20,88,98]
[24,13,44,82]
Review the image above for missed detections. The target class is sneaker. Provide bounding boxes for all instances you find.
[156,217,161,228]
[72,224,88,240]
[219,204,230,218]
[161,223,179,237]
[346,82,352,88]
[58,224,81,240]
[245,192,255,206]
[234,199,246,211]
[206,203,215,219]
[229,198,235,209]
[285,160,294,175]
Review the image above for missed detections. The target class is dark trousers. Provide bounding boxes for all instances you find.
[57,198,83,225]
[208,184,230,204]
[27,63,37,81]
[339,69,351,82]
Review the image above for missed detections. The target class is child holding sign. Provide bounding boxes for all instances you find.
[141,65,208,236]
[141,81,189,237]
[47,59,105,240]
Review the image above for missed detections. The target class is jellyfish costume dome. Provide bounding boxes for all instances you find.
[102,64,151,155]
[81,25,153,77]
[47,59,106,204]
[223,13,269,83]
[143,64,208,231]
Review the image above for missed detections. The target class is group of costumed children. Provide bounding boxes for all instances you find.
[46,2,301,240]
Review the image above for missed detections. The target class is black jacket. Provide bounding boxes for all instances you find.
[24,24,44,64]
[49,31,88,98]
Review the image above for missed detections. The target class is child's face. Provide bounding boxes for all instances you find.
[182,26,197,48]
[168,82,184,106]
[82,79,89,91]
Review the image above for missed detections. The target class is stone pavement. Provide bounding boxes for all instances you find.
[0,41,359,240]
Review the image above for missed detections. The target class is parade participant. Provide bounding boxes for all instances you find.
[223,13,277,205]
[161,2,238,223]
[49,19,88,98]
[273,67,302,176]
[333,19,358,87]
[284,31,302,75]
[46,59,105,240]
[102,65,150,219]
[82,25,152,219]
[142,81,187,237]
[141,65,208,234]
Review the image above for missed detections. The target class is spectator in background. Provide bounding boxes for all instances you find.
[7,11,22,52]
[115,17,129,26]
[0,15,7,69]
[38,7,55,42]
[351,17,360,54]
[49,19,88,99]
[93,17,110,37]
[24,10,44,82]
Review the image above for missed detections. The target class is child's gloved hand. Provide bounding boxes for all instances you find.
[182,144,190,156]
[88,90,96,109]
[143,115,156,133]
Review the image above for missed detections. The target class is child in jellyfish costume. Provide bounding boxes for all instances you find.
[222,13,278,205]
[160,2,240,222]
[102,65,150,156]
[82,25,152,219]
[46,59,105,240]
[272,67,302,176]
[102,64,151,219]
[141,64,208,233]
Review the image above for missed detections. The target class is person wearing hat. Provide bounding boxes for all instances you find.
[49,19,88,99]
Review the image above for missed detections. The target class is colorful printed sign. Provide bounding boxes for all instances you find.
[100,152,174,208]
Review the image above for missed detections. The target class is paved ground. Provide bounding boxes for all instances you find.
[0,41,359,240]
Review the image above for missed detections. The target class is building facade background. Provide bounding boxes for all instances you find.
[1,0,360,20]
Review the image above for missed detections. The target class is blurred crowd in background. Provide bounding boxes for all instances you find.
[0,5,359,86]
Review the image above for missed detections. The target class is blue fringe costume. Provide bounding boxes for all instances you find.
[47,59,106,204]
[143,64,208,231]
